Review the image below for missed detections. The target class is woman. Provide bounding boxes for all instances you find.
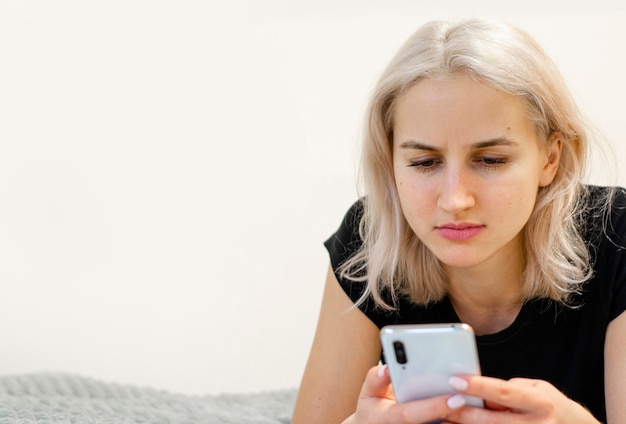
[292,18,626,423]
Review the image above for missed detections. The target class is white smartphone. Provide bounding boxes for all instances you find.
[380,323,483,407]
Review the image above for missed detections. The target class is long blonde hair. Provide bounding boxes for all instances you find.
[340,18,593,309]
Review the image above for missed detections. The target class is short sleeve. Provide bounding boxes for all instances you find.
[323,200,369,304]
[323,200,410,327]
[604,188,626,321]
[586,186,626,322]
[324,200,364,273]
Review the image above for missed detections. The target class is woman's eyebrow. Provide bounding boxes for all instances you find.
[471,138,519,149]
[398,137,519,150]
[398,140,437,151]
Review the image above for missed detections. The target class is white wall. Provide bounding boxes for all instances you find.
[1,0,625,395]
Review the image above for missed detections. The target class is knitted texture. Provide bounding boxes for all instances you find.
[0,373,296,423]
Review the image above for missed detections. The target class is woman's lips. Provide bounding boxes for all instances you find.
[435,223,485,241]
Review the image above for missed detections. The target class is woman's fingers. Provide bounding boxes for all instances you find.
[449,375,541,411]
[372,394,466,424]
[445,375,599,423]
[355,365,470,424]
[359,365,395,400]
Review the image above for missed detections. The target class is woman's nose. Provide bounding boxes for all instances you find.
[437,167,476,214]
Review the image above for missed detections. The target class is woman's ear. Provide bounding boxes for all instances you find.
[538,132,563,187]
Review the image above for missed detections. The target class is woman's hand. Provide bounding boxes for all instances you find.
[343,365,468,424]
[443,375,600,424]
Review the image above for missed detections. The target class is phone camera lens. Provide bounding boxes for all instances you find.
[393,341,407,364]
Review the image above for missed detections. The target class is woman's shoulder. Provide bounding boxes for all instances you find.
[584,184,626,205]
[581,185,626,220]
[324,198,365,268]
[581,185,626,322]
[582,185,626,242]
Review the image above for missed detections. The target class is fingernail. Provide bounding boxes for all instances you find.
[449,376,469,391]
[447,394,466,409]
[377,365,387,378]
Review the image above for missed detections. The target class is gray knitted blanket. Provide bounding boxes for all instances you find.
[0,373,296,423]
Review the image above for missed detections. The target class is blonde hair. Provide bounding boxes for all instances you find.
[340,18,594,309]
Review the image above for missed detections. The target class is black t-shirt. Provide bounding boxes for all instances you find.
[324,185,626,422]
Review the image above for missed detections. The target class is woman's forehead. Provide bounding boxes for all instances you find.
[391,75,537,146]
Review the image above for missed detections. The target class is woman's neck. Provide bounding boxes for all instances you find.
[444,254,525,336]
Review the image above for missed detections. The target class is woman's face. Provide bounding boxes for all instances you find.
[392,75,560,272]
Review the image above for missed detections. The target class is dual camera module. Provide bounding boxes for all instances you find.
[393,341,407,364]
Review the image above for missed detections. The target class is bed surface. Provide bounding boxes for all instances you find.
[0,373,296,423]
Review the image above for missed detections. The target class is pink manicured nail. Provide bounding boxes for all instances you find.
[449,376,469,391]
[377,365,387,378]
[447,394,466,409]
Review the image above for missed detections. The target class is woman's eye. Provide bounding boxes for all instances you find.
[476,157,507,168]
[408,159,440,170]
